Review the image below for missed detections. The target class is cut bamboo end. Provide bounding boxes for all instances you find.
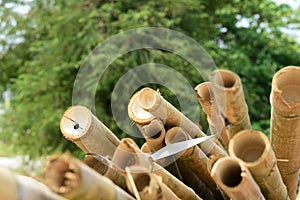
[229,130,288,199]
[210,70,251,128]
[126,166,179,200]
[211,157,265,200]
[194,82,216,118]
[44,154,134,200]
[270,66,300,116]
[60,105,120,157]
[128,91,155,125]
[0,167,18,200]
[112,138,202,200]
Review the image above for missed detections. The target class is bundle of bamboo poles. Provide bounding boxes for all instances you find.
[1,66,299,200]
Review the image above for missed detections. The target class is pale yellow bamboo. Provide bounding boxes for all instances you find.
[211,157,265,200]
[195,82,230,148]
[44,154,134,200]
[270,66,300,200]
[137,87,226,156]
[128,90,155,125]
[229,129,289,199]
[111,138,202,200]
[126,166,179,200]
[138,119,166,152]
[165,127,222,199]
[210,70,251,138]
[0,167,66,200]
[60,105,120,157]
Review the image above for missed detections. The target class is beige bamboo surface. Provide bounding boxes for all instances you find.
[0,167,66,200]
[195,82,230,148]
[165,126,223,199]
[60,105,120,157]
[126,165,179,200]
[211,157,265,200]
[128,90,155,125]
[270,66,300,200]
[111,138,202,200]
[82,154,127,189]
[137,119,166,152]
[44,154,135,200]
[137,87,226,156]
[229,129,289,199]
[210,70,251,138]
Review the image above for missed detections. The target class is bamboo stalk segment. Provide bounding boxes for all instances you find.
[210,70,251,138]
[44,154,135,200]
[195,82,230,148]
[60,105,120,157]
[137,87,226,156]
[111,138,202,200]
[165,127,223,199]
[270,66,300,200]
[128,90,155,125]
[126,166,179,200]
[138,119,166,152]
[0,167,66,200]
[82,154,127,189]
[229,129,289,199]
[211,157,265,200]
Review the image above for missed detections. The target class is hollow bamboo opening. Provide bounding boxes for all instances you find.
[195,82,214,102]
[131,173,151,192]
[213,71,236,89]
[231,132,266,163]
[275,69,300,104]
[214,159,243,188]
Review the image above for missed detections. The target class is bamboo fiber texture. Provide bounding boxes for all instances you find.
[210,70,251,138]
[44,154,134,200]
[270,66,300,200]
[211,157,265,200]
[111,138,202,200]
[136,87,226,156]
[126,166,179,200]
[60,105,120,157]
[229,129,289,199]
[165,126,222,199]
[195,82,230,148]
[0,167,66,200]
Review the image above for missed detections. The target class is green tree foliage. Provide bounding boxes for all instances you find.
[0,0,299,157]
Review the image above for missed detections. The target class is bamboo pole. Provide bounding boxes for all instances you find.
[125,166,179,200]
[211,157,265,200]
[111,138,202,200]
[60,105,120,157]
[44,154,134,200]
[229,129,289,199]
[165,127,223,199]
[82,154,127,189]
[210,70,251,138]
[137,87,226,156]
[128,90,155,125]
[0,167,66,200]
[270,66,300,200]
[138,119,166,152]
[195,82,230,148]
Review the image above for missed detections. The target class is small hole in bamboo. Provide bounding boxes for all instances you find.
[73,124,79,130]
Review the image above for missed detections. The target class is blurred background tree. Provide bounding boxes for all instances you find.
[0,0,299,158]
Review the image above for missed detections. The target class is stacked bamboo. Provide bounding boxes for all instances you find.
[2,66,300,200]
